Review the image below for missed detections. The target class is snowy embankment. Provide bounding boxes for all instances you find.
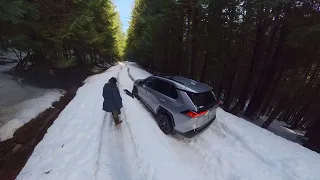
[18,62,320,180]
[0,53,64,141]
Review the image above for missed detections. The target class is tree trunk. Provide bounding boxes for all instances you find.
[199,49,208,82]
[217,4,236,99]
[284,62,319,122]
[262,103,279,129]
[257,67,284,118]
[291,82,320,129]
[177,35,184,75]
[73,48,85,67]
[304,119,320,151]
[245,22,289,117]
[11,48,23,62]
[255,13,282,117]
[231,7,265,113]
[163,41,169,73]
[186,0,192,77]
[187,0,199,78]
[223,57,239,110]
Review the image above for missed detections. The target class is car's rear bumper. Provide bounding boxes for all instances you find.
[177,115,216,138]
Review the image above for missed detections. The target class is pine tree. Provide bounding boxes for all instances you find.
[0,0,125,70]
[125,0,320,149]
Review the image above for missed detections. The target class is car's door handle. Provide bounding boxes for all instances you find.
[159,98,165,102]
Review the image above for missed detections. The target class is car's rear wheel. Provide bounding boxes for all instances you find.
[157,113,173,134]
[132,86,139,99]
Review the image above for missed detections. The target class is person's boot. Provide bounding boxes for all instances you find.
[115,119,123,126]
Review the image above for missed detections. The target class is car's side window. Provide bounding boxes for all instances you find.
[144,77,155,87]
[150,79,169,94]
[151,79,178,99]
[168,84,178,99]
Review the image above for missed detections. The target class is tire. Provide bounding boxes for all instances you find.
[132,86,139,99]
[157,113,173,134]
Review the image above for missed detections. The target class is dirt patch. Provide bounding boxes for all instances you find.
[0,84,81,180]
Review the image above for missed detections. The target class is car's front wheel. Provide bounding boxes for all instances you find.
[157,113,173,134]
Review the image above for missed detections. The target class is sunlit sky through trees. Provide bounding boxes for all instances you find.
[114,0,134,33]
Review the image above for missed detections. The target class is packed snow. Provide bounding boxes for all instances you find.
[0,54,64,141]
[255,115,305,144]
[17,62,320,180]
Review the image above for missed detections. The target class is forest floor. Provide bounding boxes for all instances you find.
[14,62,320,180]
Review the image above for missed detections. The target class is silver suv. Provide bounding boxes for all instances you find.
[132,76,219,137]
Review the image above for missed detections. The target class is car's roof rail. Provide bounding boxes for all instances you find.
[158,75,185,85]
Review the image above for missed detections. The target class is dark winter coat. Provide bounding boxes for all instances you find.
[102,82,123,112]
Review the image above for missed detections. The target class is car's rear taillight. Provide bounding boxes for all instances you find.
[183,110,208,118]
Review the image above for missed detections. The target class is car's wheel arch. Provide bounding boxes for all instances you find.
[156,106,175,127]
[133,85,138,93]
[132,85,140,99]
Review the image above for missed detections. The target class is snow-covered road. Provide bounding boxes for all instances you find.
[17,63,320,180]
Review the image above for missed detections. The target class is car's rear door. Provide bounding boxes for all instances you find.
[144,79,168,112]
[146,79,179,113]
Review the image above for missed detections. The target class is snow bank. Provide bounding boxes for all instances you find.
[210,109,320,180]
[0,74,39,107]
[0,63,16,73]
[0,90,63,141]
[0,58,65,141]
[256,116,304,143]
[0,59,64,141]
[0,119,24,140]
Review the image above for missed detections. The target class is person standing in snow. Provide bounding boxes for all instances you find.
[102,77,123,126]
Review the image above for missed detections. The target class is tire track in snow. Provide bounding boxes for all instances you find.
[117,65,141,160]
[125,65,222,179]
[94,67,123,180]
[121,65,210,180]
[125,64,236,179]
[94,113,109,179]
[182,118,284,180]
[96,67,131,180]
[96,114,131,180]
[167,131,225,179]
[117,65,148,180]
[125,63,260,179]
[96,66,145,180]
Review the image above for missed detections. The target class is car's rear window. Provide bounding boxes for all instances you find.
[187,91,217,110]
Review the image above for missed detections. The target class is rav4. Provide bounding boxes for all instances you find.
[132,76,219,138]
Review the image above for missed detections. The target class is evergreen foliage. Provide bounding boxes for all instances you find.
[0,0,125,70]
[126,0,320,149]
